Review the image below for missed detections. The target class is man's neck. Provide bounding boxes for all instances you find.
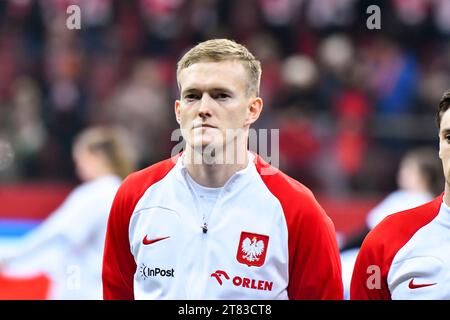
[444,183,450,207]
[184,147,249,188]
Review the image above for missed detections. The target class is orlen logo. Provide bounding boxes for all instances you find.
[139,264,174,280]
[210,270,273,291]
[210,270,230,285]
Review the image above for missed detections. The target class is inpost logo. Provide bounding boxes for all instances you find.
[139,264,175,280]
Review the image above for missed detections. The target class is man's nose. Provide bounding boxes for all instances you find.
[198,94,213,119]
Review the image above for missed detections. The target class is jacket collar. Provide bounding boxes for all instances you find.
[174,151,258,193]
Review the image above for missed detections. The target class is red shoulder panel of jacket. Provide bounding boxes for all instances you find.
[350,194,443,300]
[254,154,343,300]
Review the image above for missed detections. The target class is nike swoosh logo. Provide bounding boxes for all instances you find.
[142,235,170,245]
[408,279,437,289]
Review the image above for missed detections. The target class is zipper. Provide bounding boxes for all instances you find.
[179,153,251,298]
[183,171,209,299]
[183,171,234,299]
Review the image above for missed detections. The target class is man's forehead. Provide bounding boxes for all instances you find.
[186,58,244,68]
[180,60,246,77]
[441,109,450,129]
[179,60,247,91]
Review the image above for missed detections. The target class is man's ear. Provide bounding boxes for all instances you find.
[245,97,263,126]
[175,100,181,124]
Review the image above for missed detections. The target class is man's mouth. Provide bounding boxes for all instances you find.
[193,124,217,129]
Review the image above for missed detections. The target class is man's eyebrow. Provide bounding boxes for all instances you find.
[209,87,232,93]
[181,87,233,95]
[441,128,450,136]
[181,88,200,95]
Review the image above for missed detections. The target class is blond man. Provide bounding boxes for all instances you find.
[102,39,343,300]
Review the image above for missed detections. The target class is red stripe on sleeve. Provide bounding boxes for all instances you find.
[102,156,178,299]
[254,155,343,300]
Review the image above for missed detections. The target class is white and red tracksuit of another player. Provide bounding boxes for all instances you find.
[102,152,343,299]
[351,194,450,299]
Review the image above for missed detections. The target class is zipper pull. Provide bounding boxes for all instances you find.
[202,222,208,234]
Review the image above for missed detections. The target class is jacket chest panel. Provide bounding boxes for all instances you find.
[131,202,288,299]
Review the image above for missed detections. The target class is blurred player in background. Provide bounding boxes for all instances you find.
[366,147,443,230]
[0,126,134,299]
[102,39,343,300]
[351,89,450,299]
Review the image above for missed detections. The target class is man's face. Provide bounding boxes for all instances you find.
[175,60,262,154]
[439,109,450,185]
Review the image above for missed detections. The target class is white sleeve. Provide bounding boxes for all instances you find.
[12,185,91,258]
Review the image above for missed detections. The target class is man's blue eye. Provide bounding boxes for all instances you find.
[185,94,199,100]
[216,93,229,99]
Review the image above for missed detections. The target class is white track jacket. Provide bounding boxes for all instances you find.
[103,153,343,299]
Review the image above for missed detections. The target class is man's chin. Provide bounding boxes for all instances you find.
[188,140,223,159]
[189,138,218,150]
[192,143,222,154]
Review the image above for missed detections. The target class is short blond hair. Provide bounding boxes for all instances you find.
[176,39,262,97]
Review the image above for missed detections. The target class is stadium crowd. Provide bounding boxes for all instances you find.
[0,0,449,197]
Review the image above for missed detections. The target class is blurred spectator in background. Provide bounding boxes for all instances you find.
[102,58,172,168]
[0,76,46,180]
[0,126,135,299]
[276,54,321,187]
[340,146,444,299]
[368,36,419,116]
